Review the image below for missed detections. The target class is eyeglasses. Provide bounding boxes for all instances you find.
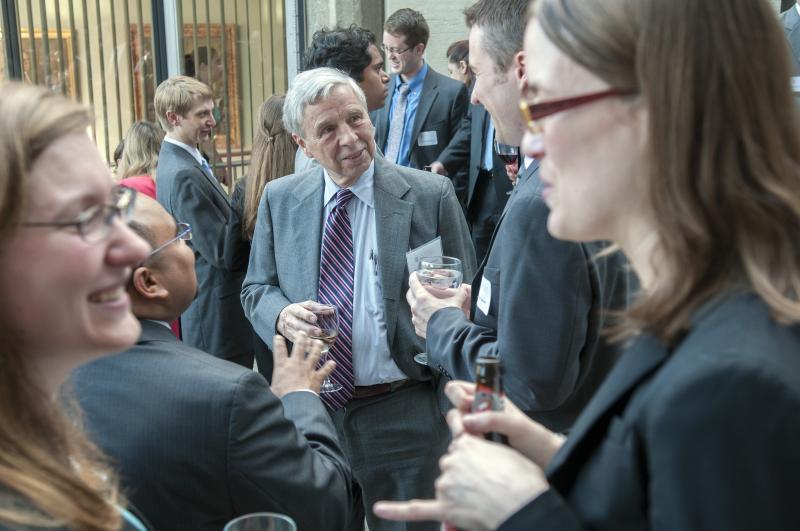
[22,185,137,244]
[382,44,412,56]
[148,222,192,258]
[519,81,636,132]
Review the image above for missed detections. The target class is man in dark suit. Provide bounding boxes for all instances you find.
[154,75,253,368]
[371,8,469,170]
[241,68,475,531]
[70,195,354,531]
[406,0,630,433]
[432,104,513,263]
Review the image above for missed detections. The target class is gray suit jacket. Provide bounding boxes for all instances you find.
[371,66,469,169]
[426,161,631,433]
[781,6,800,74]
[71,320,353,531]
[499,292,800,531]
[156,141,253,366]
[240,155,476,381]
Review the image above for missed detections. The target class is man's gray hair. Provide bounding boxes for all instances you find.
[283,67,368,137]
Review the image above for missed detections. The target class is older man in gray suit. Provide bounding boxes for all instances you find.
[154,75,253,367]
[241,68,475,531]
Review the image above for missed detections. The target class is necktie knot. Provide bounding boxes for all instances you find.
[398,83,410,95]
[335,188,355,208]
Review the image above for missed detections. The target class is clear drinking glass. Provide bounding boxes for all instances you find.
[223,512,297,531]
[414,256,464,366]
[493,141,519,165]
[308,304,343,393]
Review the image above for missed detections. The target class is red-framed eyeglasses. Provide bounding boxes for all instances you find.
[519,81,636,131]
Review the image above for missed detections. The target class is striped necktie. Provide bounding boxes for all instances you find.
[318,189,356,409]
[384,83,410,163]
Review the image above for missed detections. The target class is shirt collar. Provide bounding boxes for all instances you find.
[164,136,203,164]
[144,319,173,330]
[398,62,428,93]
[323,160,375,209]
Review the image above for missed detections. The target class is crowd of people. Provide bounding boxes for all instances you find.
[1,0,799,530]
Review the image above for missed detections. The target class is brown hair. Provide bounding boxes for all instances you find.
[532,0,800,343]
[117,121,165,180]
[153,75,213,131]
[384,8,430,48]
[243,94,296,239]
[446,39,475,89]
[464,0,529,72]
[0,83,122,529]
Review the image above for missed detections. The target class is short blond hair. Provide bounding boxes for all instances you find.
[153,75,213,131]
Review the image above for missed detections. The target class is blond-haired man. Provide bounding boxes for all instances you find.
[155,75,253,367]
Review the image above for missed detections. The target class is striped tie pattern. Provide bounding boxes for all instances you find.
[385,83,410,163]
[318,189,356,409]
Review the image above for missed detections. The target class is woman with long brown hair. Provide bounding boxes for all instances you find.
[0,83,150,530]
[227,93,296,378]
[116,121,165,199]
[376,0,800,529]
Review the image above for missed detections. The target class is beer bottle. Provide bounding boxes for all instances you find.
[472,356,509,445]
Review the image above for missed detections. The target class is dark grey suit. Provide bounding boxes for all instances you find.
[499,292,800,530]
[241,155,475,531]
[156,141,253,367]
[780,5,800,73]
[371,66,469,169]
[70,320,353,531]
[435,104,512,263]
[426,161,630,433]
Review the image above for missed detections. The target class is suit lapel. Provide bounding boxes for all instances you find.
[373,157,413,342]
[290,169,325,299]
[547,334,670,479]
[409,69,439,149]
[467,105,489,205]
[164,142,231,205]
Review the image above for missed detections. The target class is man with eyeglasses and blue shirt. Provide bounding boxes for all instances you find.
[371,8,469,175]
[71,195,356,531]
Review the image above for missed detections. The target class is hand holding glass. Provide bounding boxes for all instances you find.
[308,304,342,393]
[414,257,463,365]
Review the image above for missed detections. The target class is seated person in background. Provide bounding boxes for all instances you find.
[117,121,165,199]
[71,195,355,531]
[295,24,390,172]
[226,94,297,380]
[0,82,151,530]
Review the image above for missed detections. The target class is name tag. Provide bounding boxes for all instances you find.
[417,130,438,147]
[476,275,491,315]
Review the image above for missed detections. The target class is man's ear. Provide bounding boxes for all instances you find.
[131,266,169,302]
[165,110,181,128]
[293,133,313,159]
[513,51,526,85]
[415,42,426,56]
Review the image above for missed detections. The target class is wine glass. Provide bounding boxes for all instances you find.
[223,512,297,531]
[414,256,464,366]
[308,304,343,393]
[494,141,520,190]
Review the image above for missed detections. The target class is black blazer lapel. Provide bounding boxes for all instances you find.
[409,70,439,150]
[547,334,670,480]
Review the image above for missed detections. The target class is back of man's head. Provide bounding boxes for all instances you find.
[464,0,529,72]
[384,8,430,48]
[303,25,376,82]
[127,194,197,322]
[153,75,213,131]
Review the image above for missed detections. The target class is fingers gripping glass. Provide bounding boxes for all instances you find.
[519,83,636,132]
[22,186,137,243]
[149,223,192,258]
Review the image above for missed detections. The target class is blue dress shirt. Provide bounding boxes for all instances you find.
[384,62,429,167]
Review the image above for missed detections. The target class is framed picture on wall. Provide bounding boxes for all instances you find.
[130,23,240,149]
[19,29,79,99]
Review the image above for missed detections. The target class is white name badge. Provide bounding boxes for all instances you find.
[417,130,438,147]
[476,275,491,316]
[792,76,800,93]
